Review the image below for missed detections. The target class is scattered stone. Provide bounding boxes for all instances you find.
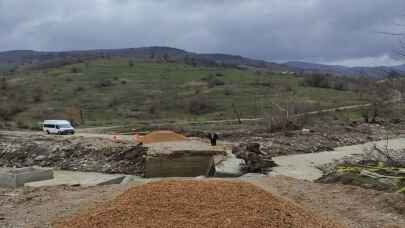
[0,135,147,175]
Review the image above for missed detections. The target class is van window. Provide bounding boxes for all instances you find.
[58,124,71,128]
[44,124,55,128]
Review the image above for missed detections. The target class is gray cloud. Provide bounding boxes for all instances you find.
[0,0,404,66]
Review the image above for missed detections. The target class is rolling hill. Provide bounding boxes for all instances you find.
[0,58,367,128]
[0,47,290,73]
[286,61,405,79]
[1,47,403,78]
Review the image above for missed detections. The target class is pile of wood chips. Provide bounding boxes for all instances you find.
[55,180,344,228]
[138,131,188,144]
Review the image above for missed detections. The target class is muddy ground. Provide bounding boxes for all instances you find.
[233,122,400,156]
[0,131,146,175]
[0,176,404,228]
[0,121,394,178]
[0,118,401,176]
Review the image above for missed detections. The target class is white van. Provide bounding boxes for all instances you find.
[42,120,75,135]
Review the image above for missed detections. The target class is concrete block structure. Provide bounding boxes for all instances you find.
[144,141,226,178]
[0,167,54,188]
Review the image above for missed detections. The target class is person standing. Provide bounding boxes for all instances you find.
[208,132,218,146]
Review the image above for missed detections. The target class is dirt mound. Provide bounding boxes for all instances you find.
[55,181,343,228]
[139,130,188,144]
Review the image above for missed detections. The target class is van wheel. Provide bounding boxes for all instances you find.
[46,131,50,134]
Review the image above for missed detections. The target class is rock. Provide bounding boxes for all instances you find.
[214,153,244,177]
[232,143,276,173]
[301,129,311,134]
[34,155,47,161]
[246,143,262,154]
[239,173,266,178]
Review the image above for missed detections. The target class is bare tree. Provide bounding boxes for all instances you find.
[360,80,398,123]
[0,77,7,91]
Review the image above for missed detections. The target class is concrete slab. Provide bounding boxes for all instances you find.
[214,153,244,177]
[25,171,126,187]
[146,140,226,156]
[0,167,53,188]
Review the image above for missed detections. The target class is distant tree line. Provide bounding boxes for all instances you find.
[301,73,357,91]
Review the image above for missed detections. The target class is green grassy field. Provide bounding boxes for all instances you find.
[0,64,16,74]
[4,58,368,127]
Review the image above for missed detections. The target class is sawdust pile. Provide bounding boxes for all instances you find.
[139,130,188,144]
[55,181,344,228]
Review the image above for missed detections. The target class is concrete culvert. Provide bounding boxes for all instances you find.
[144,141,227,178]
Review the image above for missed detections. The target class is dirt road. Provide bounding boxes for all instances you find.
[0,130,134,142]
[270,137,405,181]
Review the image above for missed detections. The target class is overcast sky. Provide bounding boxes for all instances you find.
[0,0,404,66]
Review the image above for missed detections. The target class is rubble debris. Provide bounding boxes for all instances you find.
[54,181,344,228]
[137,130,188,144]
[232,143,276,173]
[0,135,147,175]
[232,123,392,156]
[0,167,53,188]
[318,145,405,193]
[365,145,405,167]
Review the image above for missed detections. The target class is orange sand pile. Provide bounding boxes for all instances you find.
[138,130,188,144]
[55,181,344,228]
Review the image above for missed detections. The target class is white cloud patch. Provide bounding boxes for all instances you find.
[325,54,404,67]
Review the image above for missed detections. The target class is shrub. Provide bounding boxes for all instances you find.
[208,78,225,88]
[224,87,234,96]
[288,101,320,115]
[188,96,211,115]
[95,79,114,88]
[0,102,26,121]
[75,86,85,92]
[32,86,44,103]
[194,88,202,95]
[302,74,330,88]
[63,106,82,126]
[302,74,349,91]
[16,120,30,129]
[70,67,81,74]
[148,104,158,115]
[0,77,7,90]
